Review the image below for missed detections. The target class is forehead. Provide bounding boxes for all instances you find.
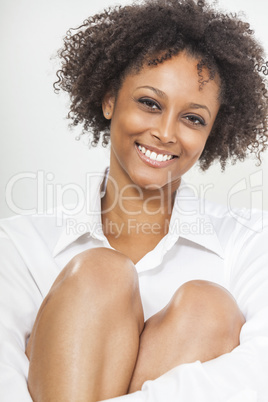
[120,51,221,104]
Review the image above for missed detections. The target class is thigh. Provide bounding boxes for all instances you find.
[129,280,245,393]
[26,247,144,402]
[26,247,144,357]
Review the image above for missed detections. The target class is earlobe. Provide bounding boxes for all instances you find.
[102,92,115,120]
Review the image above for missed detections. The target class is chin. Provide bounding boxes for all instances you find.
[128,169,174,191]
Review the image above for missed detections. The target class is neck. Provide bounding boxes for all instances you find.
[101,170,180,238]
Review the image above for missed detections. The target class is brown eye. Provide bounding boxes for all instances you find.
[185,115,206,126]
[139,98,161,111]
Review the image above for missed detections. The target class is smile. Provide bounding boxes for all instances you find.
[137,144,174,161]
[135,143,178,168]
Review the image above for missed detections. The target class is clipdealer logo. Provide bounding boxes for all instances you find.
[65,217,214,237]
[227,170,263,232]
[4,169,265,232]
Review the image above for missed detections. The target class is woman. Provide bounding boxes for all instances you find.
[1,0,268,401]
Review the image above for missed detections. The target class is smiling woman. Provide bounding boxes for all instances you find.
[1,0,268,402]
[103,51,220,192]
[54,0,268,172]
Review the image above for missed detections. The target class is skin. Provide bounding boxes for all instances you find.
[26,51,245,402]
[101,50,221,263]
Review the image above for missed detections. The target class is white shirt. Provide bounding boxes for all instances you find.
[0,170,268,402]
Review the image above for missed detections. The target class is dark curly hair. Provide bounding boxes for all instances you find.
[54,0,268,170]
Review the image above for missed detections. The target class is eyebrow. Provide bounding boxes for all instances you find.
[187,103,211,118]
[137,86,168,100]
[137,86,211,118]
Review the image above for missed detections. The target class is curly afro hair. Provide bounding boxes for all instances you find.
[54,0,268,171]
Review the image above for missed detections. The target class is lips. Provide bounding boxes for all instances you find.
[137,144,174,161]
[135,142,178,168]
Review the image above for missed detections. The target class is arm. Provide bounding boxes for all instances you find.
[0,230,42,402]
[102,216,268,402]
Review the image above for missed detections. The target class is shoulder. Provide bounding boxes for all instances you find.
[0,211,64,253]
[204,199,268,253]
[0,209,70,297]
[174,181,267,255]
[205,199,267,231]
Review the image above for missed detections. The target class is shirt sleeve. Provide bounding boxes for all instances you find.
[0,229,42,402]
[101,216,268,402]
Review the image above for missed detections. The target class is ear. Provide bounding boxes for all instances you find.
[102,92,116,120]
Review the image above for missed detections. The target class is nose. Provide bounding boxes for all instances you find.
[151,113,177,144]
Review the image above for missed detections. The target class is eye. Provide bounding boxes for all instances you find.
[184,114,207,127]
[138,98,161,111]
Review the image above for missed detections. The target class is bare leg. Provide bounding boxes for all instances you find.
[128,280,245,393]
[26,248,144,402]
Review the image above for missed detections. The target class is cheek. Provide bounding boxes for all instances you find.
[111,105,154,140]
[180,132,209,158]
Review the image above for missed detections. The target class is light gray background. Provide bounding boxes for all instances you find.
[0,0,267,218]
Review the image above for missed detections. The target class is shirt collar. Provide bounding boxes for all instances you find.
[52,168,108,257]
[53,169,224,259]
[167,182,224,259]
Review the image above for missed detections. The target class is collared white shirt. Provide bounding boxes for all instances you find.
[0,169,268,402]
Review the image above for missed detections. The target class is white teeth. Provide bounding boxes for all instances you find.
[137,144,173,162]
[156,154,163,162]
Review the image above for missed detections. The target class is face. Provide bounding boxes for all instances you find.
[103,51,221,191]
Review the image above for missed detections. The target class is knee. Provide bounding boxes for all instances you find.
[166,280,245,353]
[58,247,137,289]
[68,247,138,291]
[48,248,143,325]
